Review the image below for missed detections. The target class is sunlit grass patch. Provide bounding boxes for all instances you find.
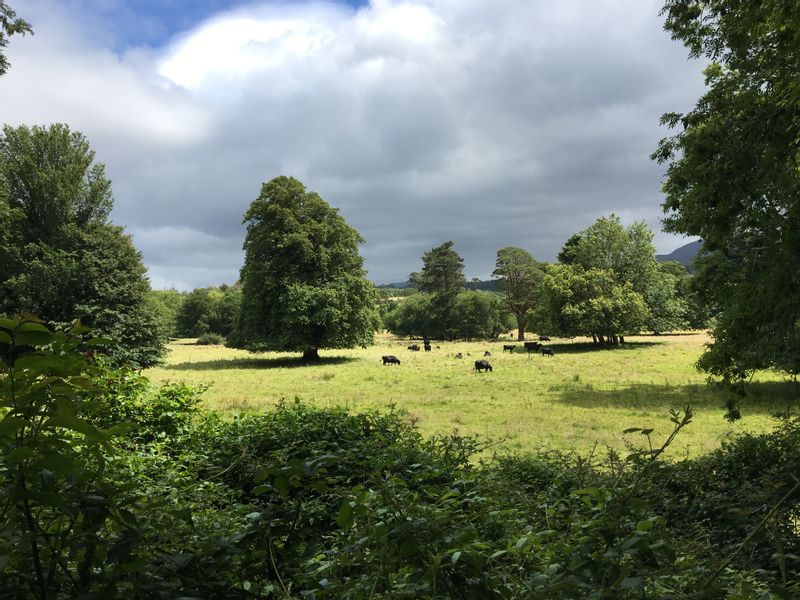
[145,332,794,457]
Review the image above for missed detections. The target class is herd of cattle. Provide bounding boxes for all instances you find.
[381,336,555,372]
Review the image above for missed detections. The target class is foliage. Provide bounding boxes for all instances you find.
[196,332,226,346]
[147,289,185,338]
[3,321,798,597]
[654,1,800,380]
[0,123,166,368]
[660,260,712,330]
[492,246,544,340]
[416,241,466,338]
[0,317,132,598]
[383,291,512,340]
[531,263,649,344]
[0,2,32,77]
[560,215,688,334]
[177,285,241,338]
[232,176,380,360]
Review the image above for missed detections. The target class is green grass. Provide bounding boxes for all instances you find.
[144,332,798,457]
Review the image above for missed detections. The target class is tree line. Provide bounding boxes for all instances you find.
[382,217,707,344]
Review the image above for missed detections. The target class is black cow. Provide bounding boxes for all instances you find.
[382,355,401,365]
[408,344,420,351]
[524,341,540,350]
[454,353,463,359]
[424,342,432,352]
[539,335,551,342]
[540,347,554,357]
[474,360,493,372]
[503,344,515,353]
[484,351,492,357]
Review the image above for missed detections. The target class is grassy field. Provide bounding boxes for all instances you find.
[144,332,798,458]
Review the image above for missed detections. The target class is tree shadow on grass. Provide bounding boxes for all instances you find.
[528,341,663,356]
[550,380,800,417]
[168,355,359,371]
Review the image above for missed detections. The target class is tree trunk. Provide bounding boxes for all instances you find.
[302,348,320,362]
[516,313,525,341]
[620,336,625,344]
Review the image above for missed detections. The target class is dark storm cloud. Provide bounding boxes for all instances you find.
[0,0,705,289]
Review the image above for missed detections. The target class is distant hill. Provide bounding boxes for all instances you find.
[656,239,703,272]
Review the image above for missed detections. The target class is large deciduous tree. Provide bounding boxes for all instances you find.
[0,2,31,77]
[560,215,687,334]
[654,1,800,380]
[530,263,648,345]
[0,123,166,368]
[492,246,543,341]
[231,176,380,361]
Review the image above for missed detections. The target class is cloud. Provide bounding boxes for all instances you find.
[0,0,705,289]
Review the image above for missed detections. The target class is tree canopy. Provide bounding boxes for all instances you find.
[0,2,31,77]
[560,215,687,334]
[0,123,166,368]
[231,176,380,360]
[492,246,543,341]
[413,241,466,339]
[654,1,800,379]
[530,263,648,344]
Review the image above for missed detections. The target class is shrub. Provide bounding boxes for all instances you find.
[196,332,226,345]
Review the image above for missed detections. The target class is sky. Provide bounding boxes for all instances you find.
[0,0,706,289]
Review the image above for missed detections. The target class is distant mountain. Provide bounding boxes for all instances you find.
[657,240,703,271]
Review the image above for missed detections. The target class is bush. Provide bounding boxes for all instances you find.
[196,332,226,345]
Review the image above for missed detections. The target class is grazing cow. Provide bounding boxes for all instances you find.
[524,341,540,350]
[540,347,554,357]
[454,353,464,359]
[382,355,401,365]
[474,360,493,372]
[484,351,492,357]
[408,344,420,351]
[539,335,551,342]
[503,344,515,353]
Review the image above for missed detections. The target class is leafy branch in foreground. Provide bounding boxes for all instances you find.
[0,316,129,598]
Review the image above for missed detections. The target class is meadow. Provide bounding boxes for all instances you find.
[145,332,797,457]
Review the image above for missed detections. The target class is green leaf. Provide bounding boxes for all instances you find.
[274,475,289,497]
[0,331,10,344]
[17,321,49,333]
[336,501,354,529]
[6,447,36,462]
[0,318,17,330]
[0,416,26,437]
[15,331,55,347]
[13,354,56,370]
[636,519,654,532]
[451,551,462,565]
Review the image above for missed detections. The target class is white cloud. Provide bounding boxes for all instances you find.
[0,0,706,287]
